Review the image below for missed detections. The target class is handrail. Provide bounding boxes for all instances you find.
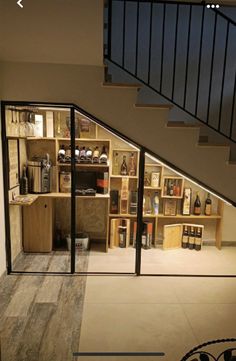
[105,0,236,143]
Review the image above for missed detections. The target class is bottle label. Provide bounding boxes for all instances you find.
[194,207,201,214]
[205,204,211,215]
[189,236,195,245]
[194,237,202,246]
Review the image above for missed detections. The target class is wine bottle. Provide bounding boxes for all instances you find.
[80,146,86,162]
[169,181,174,196]
[144,193,152,214]
[65,145,71,163]
[113,152,119,175]
[86,147,93,163]
[99,146,108,164]
[204,193,212,216]
[20,166,28,195]
[193,192,201,215]
[175,181,181,197]
[58,144,65,163]
[182,225,188,249]
[118,219,127,248]
[92,146,100,163]
[128,153,136,176]
[75,146,80,163]
[120,155,128,176]
[153,193,159,215]
[188,226,195,250]
[195,227,202,251]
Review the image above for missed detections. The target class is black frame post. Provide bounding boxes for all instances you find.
[135,148,145,276]
[70,107,76,274]
[1,102,12,274]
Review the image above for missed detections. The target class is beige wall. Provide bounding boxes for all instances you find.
[222,204,236,242]
[0,0,103,66]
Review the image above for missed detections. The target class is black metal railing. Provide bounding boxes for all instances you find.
[104,0,236,143]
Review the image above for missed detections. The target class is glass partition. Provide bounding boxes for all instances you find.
[75,110,137,273]
[141,152,225,276]
[4,104,71,273]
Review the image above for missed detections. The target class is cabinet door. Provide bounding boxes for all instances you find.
[23,197,53,252]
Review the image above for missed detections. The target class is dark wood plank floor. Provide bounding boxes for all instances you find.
[0,252,88,361]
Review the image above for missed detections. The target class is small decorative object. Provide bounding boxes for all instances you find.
[80,118,90,133]
[144,171,151,186]
[182,188,192,215]
[120,155,128,175]
[151,172,160,188]
[163,199,177,216]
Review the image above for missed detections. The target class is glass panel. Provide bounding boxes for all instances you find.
[5,105,71,273]
[75,110,137,273]
[141,152,226,276]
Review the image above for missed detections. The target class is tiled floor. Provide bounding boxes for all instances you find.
[1,246,236,361]
[78,276,236,361]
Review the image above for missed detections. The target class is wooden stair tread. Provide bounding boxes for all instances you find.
[167,121,199,128]
[135,103,172,109]
[102,82,141,89]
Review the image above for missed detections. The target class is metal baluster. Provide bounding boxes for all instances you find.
[218,21,230,132]
[171,4,179,101]
[206,12,218,125]
[183,5,192,109]
[160,3,166,93]
[229,72,236,140]
[195,5,205,116]
[147,0,154,85]
[135,0,140,77]
[107,0,112,60]
[122,0,127,68]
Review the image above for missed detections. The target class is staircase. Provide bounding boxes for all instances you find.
[1,61,235,204]
[102,0,236,204]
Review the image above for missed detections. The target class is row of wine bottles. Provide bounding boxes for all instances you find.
[193,192,212,216]
[58,144,108,164]
[182,225,203,251]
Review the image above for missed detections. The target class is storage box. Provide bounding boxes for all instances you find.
[66,233,89,251]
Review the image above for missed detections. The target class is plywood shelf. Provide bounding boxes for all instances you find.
[38,192,110,199]
[158,214,221,219]
[9,195,39,206]
[110,175,138,179]
[144,186,162,190]
[109,213,221,219]
[57,163,109,168]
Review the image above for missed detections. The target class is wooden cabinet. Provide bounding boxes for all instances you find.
[23,197,53,252]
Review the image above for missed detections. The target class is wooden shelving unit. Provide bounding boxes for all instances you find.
[5,106,225,255]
